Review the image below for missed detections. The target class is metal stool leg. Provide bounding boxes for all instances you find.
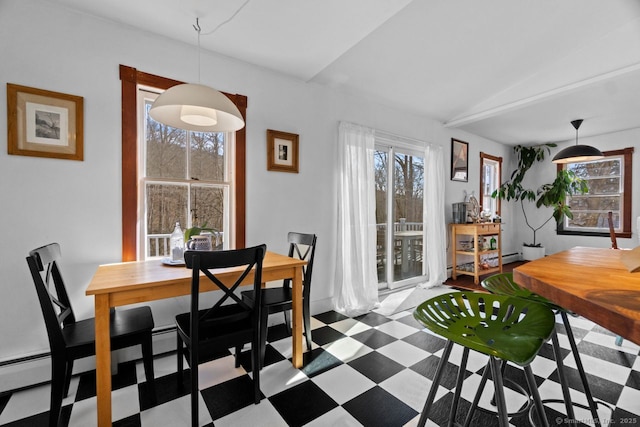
[463,356,491,427]
[524,365,550,427]
[550,328,576,420]
[489,356,509,427]
[561,311,601,425]
[418,340,454,427]
[448,346,470,427]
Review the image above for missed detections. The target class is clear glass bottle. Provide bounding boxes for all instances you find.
[170,222,184,261]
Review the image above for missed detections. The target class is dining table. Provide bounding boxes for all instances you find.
[86,250,307,427]
[513,246,640,346]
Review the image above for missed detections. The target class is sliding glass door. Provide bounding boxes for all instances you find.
[375,145,425,290]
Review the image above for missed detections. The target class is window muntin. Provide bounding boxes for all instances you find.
[559,148,633,237]
[139,92,232,259]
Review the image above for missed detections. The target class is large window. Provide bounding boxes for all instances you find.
[558,148,633,238]
[120,65,247,261]
[139,91,232,259]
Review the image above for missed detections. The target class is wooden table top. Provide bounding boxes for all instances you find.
[86,251,307,296]
[513,246,640,346]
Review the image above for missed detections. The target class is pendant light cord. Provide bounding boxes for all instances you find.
[193,18,202,84]
[200,0,251,36]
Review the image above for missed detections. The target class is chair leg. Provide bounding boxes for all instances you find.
[252,328,262,404]
[260,308,269,368]
[176,334,184,388]
[49,358,67,427]
[303,300,312,351]
[560,311,600,425]
[190,344,198,427]
[417,340,454,427]
[141,334,156,397]
[283,309,291,335]
[62,359,74,398]
[234,345,242,368]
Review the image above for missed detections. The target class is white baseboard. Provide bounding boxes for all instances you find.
[0,329,177,395]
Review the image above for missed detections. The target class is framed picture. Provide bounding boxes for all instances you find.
[267,129,299,173]
[451,138,468,182]
[7,83,84,161]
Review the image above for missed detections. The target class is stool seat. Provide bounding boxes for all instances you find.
[413,291,555,427]
[414,291,554,365]
[481,272,604,424]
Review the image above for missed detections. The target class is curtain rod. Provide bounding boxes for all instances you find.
[374,128,435,150]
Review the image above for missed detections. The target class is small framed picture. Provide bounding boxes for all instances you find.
[451,138,468,182]
[267,129,299,173]
[7,83,84,161]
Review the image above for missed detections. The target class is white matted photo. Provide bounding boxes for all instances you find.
[267,129,299,173]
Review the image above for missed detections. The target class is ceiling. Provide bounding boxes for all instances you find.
[49,0,640,145]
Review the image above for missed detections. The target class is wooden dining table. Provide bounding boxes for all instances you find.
[513,246,640,346]
[86,251,307,427]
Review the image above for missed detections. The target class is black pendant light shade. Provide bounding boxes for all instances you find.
[552,119,604,164]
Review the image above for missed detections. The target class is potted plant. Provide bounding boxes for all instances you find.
[493,144,588,260]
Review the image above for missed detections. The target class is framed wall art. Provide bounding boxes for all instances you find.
[451,138,468,182]
[267,129,299,173]
[7,83,84,161]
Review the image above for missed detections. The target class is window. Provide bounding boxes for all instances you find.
[479,152,502,217]
[139,91,232,259]
[120,65,247,261]
[558,148,633,238]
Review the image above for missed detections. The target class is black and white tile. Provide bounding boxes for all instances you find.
[1,307,639,426]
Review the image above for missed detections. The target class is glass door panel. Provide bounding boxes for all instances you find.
[375,146,425,290]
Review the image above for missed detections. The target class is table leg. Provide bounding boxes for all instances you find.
[291,266,303,368]
[95,294,112,426]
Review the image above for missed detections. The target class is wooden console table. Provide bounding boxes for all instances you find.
[451,223,502,284]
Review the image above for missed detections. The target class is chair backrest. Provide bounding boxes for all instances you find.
[285,232,317,299]
[26,243,76,355]
[184,245,266,341]
[608,211,618,249]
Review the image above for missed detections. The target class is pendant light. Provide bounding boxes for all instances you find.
[149,19,245,132]
[552,119,603,164]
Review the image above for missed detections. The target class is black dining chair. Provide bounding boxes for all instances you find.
[241,232,317,363]
[26,243,155,427]
[175,245,266,427]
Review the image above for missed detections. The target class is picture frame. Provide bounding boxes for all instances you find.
[451,138,468,182]
[267,129,299,173]
[7,83,84,161]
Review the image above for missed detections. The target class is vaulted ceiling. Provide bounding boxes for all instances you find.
[49,0,640,145]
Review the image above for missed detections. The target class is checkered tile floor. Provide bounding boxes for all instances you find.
[1,307,639,426]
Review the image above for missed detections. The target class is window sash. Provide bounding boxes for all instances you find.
[558,148,633,238]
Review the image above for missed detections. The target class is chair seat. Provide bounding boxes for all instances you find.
[413,292,554,366]
[175,304,253,344]
[241,288,293,311]
[63,306,154,356]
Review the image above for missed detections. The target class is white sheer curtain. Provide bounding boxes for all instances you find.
[420,143,447,288]
[333,122,379,316]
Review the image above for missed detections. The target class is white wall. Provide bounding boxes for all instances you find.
[0,0,512,388]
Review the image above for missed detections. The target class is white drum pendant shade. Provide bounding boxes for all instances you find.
[149,83,245,132]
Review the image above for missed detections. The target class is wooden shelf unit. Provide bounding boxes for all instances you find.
[451,223,502,285]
